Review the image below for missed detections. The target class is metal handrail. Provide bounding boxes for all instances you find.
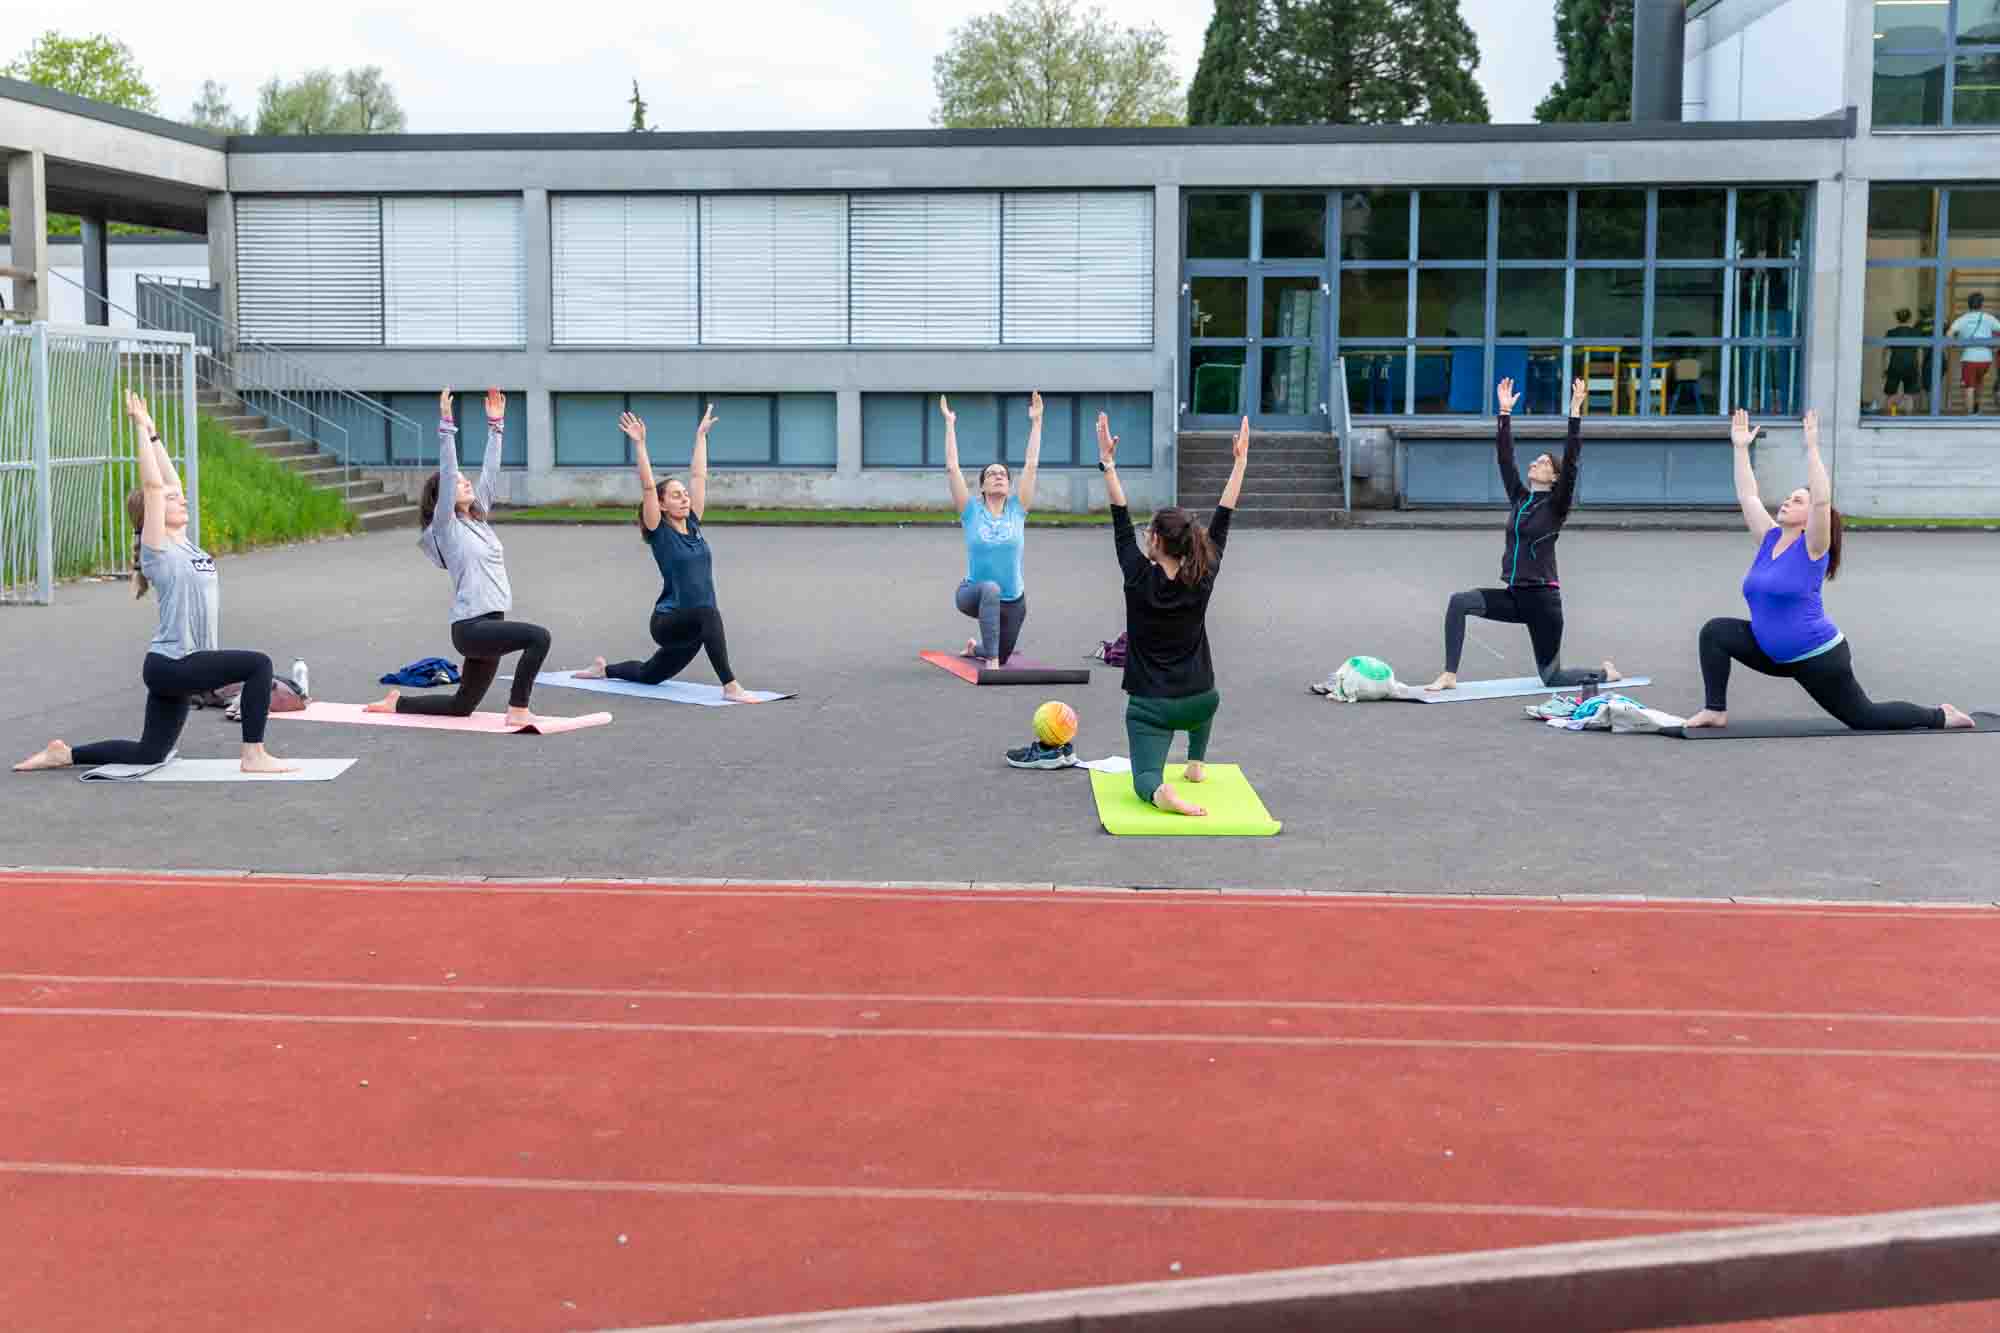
[1333,356,1353,513]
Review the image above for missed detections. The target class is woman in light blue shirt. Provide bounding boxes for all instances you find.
[943,392,1044,669]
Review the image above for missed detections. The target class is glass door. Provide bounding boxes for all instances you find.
[1181,192,1331,430]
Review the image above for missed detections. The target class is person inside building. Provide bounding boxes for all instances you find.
[1882,308,1923,416]
[1946,292,2000,415]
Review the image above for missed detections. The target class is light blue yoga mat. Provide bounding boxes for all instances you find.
[81,756,357,782]
[1409,675,1651,703]
[510,671,795,706]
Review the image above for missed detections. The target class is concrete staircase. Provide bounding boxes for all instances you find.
[197,389,416,533]
[1176,431,1345,528]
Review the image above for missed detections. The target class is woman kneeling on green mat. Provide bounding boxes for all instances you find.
[1097,412,1246,817]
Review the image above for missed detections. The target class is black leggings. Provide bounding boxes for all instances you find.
[607,607,735,686]
[72,650,274,766]
[397,613,551,715]
[1443,586,1606,687]
[1698,618,1944,730]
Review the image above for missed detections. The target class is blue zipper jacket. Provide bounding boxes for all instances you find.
[1496,414,1582,588]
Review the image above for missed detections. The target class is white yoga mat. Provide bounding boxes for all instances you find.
[511,671,794,706]
[1078,755,1131,774]
[1409,675,1651,703]
[81,757,357,783]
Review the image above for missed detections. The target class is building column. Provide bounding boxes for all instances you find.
[1153,183,1180,501]
[836,389,862,479]
[80,212,110,325]
[521,188,554,492]
[206,193,236,352]
[5,150,49,320]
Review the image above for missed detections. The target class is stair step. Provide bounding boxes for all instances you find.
[340,491,408,516]
[1212,508,1337,528]
[1179,491,1343,510]
[359,505,420,533]
[237,426,291,444]
[211,414,267,432]
[1179,465,1343,483]
[254,440,320,461]
[1178,449,1339,464]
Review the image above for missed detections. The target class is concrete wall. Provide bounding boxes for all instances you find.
[1684,0,1848,123]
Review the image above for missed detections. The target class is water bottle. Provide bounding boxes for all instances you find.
[291,658,310,699]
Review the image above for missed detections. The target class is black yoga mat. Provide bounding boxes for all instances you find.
[1664,711,2000,739]
[975,665,1092,685]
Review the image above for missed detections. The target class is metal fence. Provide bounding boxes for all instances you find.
[0,323,198,605]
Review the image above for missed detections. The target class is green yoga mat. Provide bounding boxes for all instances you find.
[1088,763,1282,837]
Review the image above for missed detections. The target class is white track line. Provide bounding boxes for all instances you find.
[3,1005,1994,1061]
[1,972,1992,1030]
[0,1160,1800,1226]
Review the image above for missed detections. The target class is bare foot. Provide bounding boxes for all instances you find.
[574,657,609,680]
[720,682,763,704]
[1602,660,1622,683]
[963,638,981,659]
[14,740,74,772]
[365,690,400,714]
[1942,703,1976,729]
[239,745,297,775]
[1424,672,1457,693]
[1152,783,1207,817]
[505,706,541,728]
[1683,708,1728,729]
[1182,761,1207,784]
[987,659,1000,671]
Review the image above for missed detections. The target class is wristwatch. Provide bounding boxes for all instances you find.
[1097,460,1110,473]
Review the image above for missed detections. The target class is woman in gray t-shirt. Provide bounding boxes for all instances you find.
[14,392,294,774]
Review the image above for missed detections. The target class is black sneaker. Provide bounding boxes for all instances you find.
[1006,739,1077,770]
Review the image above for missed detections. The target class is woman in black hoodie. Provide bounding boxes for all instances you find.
[1096,412,1246,818]
[1423,376,1620,692]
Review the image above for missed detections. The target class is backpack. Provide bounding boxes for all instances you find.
[220,678,308,722]
[1092,632,1128,666]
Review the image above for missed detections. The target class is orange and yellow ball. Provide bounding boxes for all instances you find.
[1032,700,1078,747]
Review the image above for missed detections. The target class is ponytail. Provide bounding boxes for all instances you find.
[124,488,150,598]
[1150,507,1217,588]
[1826,507,1844,581]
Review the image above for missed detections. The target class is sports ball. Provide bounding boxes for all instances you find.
[1033,699,1078,746]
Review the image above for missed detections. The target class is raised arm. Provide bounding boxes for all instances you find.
[126,391,171,551]
[475,388,505,514]
[623,413,660,531]
[1097,412,1145,582]
[690,402,715,521]
[1552,378,1586,517]
[1801,409,1833,560]
[1017,390,1044,513]
[1218,416,1249,511]
[430,389,462,550]
[940,396,970,512]
[1493,378,1524,503]
[1730,409,1776,540]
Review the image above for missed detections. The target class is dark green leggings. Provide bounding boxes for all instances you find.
[1126,690,1221,803]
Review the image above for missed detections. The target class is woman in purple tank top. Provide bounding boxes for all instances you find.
[1683,410,1973,733]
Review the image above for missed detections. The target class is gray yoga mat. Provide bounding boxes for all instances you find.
[1664,711,2000,740]
[1408,675,1651,703]
[81,757,358,782]
[510,672,794,706]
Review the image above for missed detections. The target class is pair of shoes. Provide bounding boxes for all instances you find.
[1309,678,1336,696]
[1006,739,1077,770]
[1525,694,1580,720]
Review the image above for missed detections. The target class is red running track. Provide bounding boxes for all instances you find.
[0,869,1996,1332]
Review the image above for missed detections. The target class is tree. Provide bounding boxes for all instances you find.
[188,79,248,134]
[2,31,157,112]
[253,67,406,134]
[1188,0,1269,126]
[932,0,1184,129]
[1536,0,1633,122]
[628,79,652,132]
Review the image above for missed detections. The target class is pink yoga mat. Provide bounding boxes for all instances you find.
[276,701,613,735]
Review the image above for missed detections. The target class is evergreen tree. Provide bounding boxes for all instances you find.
[627,80,652,132]
[1397,0,1491,124]
[1187,0,1269,126]
[1535,0,1634,122]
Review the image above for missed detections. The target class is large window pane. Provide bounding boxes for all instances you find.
[705,395,774,464]
[1344,350,1407,415]
[1735,189,1809,261]
[629,394,698,467]
[1954,50,2000,125]
[1655,345,1721,416]
[1737,267,1803,339]
[1874,50,1947,125]
[1417,189,1487,260]
[1189,276,1247,339]
[1947,189,2000,258]
[1416,269,1487,338]
[1494,345,1570,416]
[1964,0,2000,39]
[1187,194,1249,259]
[553,393,627,467]
[1654,268,1726,338]
[1412,347,1468,415]
[1657,190,1727,260]
[1495,269,1565,337]
[1499,190,1567,260]
[1731,346,1802,415]
[1189,347,1247,415]
[1868,340,1935,415]
[1575,190,1646,260]
[1340,190,1411,262]
[1261,193,1326,260]
[1873,1,1949,45]
[1263,275,1323,338]
[1003,392,1076,466]
[1261,346,1321,416]
[1340,268,1409,337]
[1079,392,1152,468]
[1574,269,1644,337]
[944,393,1001,466]
[1867,186,1940,259]
[777,394,838,467]
[861,394,924,466]
[1577,347,1628,415]
[1944,272,2000,347]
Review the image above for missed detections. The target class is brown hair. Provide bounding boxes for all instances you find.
[419,471,485,531]
[1825,507,1844,581]
[125,488,150,597]
[1149,507,1218,588]
[638,477,687,538]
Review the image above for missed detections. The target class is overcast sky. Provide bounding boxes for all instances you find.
[81,0,1562,133]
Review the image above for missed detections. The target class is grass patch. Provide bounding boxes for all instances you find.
[185,410,357,553]
[1844,516,2000,530]
[493,504,1116,527]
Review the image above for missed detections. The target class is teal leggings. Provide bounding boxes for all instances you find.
[1126,690,1221,803]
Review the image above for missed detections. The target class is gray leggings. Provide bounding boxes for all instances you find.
[955,580,1027,663]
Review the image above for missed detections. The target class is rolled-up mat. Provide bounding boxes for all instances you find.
[1089,763,1281,836]
[1665,711,2000,739]
[275,701,612,734]
[81,757,358,782]
[507,672,794,705]
[1409,675,1650,703]
[919,651,1091,686]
